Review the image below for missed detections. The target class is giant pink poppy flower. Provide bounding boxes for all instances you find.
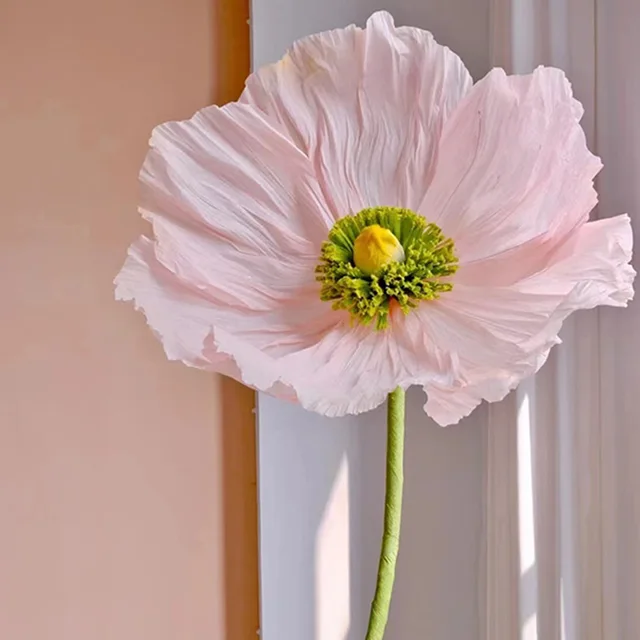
[115,11,634,426]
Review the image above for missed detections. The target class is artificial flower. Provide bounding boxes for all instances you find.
[115,10,634,427]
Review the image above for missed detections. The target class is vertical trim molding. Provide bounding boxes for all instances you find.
[215,2,261,637]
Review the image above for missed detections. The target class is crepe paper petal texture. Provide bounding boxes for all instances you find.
[115,10,635,427]
[240,11,472,216]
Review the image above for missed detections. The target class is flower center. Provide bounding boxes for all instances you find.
[353,224,405,275]
[316,206,458,330]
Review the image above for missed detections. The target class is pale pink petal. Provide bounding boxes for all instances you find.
[423,378,503,427]
[452,234,558,287]
[142,101,333,258]
[126,98,341,365]
[419,289,562,426]
[241,11,472,215]
[116,237,342,403]
[150,214,319,312]
[115,238,287,393]
[278,274,564,418]
[520,215,635,308]
[423,366,541,427]
[278,310,460,417]
[421,215,634,426]
[423,349,553,426]
[422,66,602,266]
[415,284,565,424]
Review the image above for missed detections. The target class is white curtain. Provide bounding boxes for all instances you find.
[483,0,640,638]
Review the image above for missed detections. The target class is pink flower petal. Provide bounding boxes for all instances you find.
[115,237,319,400]
[141,101,333,257]
[278,309,460,416]
[124,98,344,365]
[150,214,319,311]
[422,66,602,266]
[116,238,280,388]
[422,215,634,426]
[241,11,472,216]
[521,215,635,309]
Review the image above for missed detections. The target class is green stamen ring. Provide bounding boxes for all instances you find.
[315,207,458,330]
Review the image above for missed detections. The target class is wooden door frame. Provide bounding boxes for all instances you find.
[214,1,260,636]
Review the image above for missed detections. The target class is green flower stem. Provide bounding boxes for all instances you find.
[365,387,406,640]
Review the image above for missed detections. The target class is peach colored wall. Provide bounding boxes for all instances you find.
[0,1,257,639]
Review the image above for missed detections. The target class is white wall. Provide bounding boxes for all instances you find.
[251,2,492,639]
